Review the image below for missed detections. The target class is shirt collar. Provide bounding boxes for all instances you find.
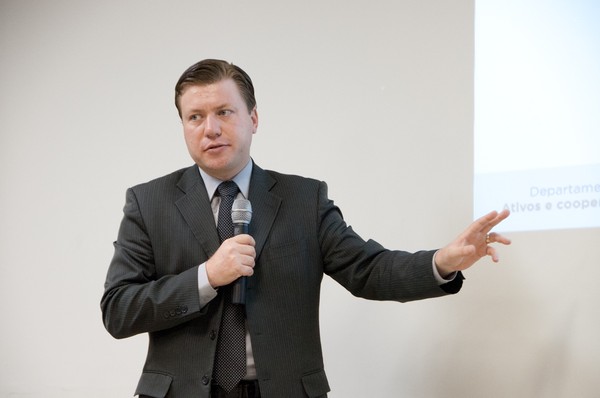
[198,159,253,201]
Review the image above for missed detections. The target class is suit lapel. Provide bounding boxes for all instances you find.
[248,163,281,259]
[175,166,221,259]
[173,163,281,263]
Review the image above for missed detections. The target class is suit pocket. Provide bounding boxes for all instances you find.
[301,369,330,398]
[134,371,173,398]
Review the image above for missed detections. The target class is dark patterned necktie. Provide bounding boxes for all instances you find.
[213,181,247,392]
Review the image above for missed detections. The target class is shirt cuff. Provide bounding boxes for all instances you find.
[432,250,457,285]
[197,262,218,307]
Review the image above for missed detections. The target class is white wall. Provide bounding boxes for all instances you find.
[1,1,598,397]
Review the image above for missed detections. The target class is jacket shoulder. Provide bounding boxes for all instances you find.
[263,169,323,190]
[129,166,196,194]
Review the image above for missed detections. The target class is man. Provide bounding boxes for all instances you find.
[101,59,510,398]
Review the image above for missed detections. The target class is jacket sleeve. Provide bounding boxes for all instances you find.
[100,188,204,339]
[317,181,462,302]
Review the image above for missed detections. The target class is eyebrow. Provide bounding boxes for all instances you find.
[186,102,237,113]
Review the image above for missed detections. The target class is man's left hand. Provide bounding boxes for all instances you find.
[435,209,511,277]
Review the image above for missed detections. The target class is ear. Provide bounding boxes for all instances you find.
[250,106,258,134]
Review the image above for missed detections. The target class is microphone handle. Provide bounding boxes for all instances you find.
[231,276,247,305]
[232,223,249,304]
[233,223,248,236]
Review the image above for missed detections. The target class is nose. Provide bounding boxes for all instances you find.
[204,115,221,138]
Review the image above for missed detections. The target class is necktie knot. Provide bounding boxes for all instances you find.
[216,181,239,243]
[217,181,239,199]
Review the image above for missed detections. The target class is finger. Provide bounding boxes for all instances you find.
[487,232,511,245]
[468,210,501,235]
[233,234,256,246]
[473,209,510,236]
[241,253,256,267]
[237,245,256,259]
[487,209,510,231]
[237,260,255,276]
[486,246,500,262]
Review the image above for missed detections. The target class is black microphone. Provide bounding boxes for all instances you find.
[231,198,252,305]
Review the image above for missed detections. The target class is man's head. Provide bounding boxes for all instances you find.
[175,59,256,119]
[176,59,258,181]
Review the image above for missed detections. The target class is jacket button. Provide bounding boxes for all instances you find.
[209,330,217,340]
[201,375,210,385]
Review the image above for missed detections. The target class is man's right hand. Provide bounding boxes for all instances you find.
[206,234,256,288]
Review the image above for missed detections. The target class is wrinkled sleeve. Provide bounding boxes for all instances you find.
[100,188,203,339]
[317,181,462,301]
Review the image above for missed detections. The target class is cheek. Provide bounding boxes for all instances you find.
[238,131,253,153]
[183,129,202,155]
[183,127,200,144]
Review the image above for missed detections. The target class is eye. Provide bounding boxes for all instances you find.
[218,109,233,117]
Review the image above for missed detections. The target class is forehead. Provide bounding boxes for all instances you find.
[180,79,244,109]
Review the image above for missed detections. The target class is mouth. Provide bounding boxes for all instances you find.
[205,143,229,152]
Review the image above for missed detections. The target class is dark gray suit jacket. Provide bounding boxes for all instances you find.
[101,163,462,398]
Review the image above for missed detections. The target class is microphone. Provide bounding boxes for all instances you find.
[231,198,252,305]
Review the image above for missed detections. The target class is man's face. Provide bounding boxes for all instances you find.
[179,79,258,180]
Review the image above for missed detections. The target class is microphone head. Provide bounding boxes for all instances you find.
[231,198,252,224]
